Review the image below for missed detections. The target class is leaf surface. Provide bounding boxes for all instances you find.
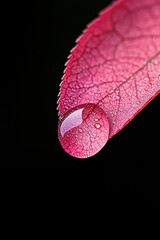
[58,0,160,158]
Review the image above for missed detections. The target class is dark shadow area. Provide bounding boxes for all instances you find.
[1,0,159,237]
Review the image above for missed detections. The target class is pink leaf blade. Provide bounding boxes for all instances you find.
[57,0,160,158]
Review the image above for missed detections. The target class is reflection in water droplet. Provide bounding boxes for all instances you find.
[60,108,83,137]
[58,103,110,158]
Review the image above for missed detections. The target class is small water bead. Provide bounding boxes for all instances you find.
[58,103,110,158]
[95,123,101,129]
[94,118,99,122]
[116,95,120,100]
[78,128,83,133]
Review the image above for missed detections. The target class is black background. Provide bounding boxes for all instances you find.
[1,0,160,235]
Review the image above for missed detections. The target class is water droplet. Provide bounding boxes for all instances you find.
[95,123,101,129]
[94,118,99,122]
[116,95,120,100]
[58,103,110,158]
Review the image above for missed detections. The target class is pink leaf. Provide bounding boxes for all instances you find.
[57,0,160,158]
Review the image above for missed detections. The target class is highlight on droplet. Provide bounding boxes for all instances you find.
[58,103,110,158]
